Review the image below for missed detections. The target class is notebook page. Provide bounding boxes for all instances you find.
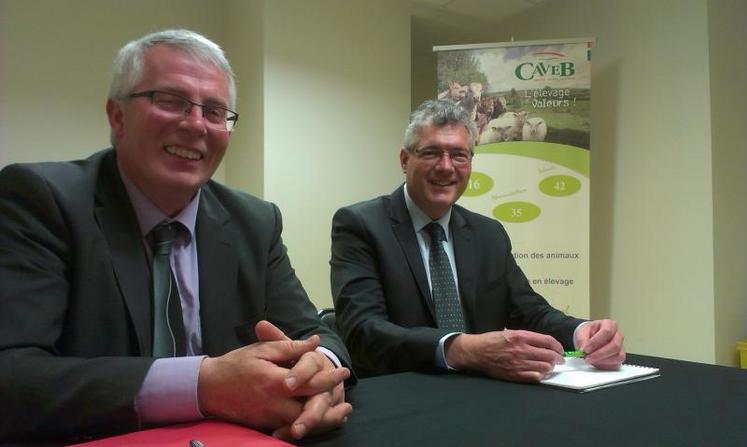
[541,357,660,392]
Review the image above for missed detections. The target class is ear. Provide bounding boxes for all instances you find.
[106,99,125,141]
[399,147,410,173]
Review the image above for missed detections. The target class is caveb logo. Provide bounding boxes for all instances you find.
[514,51,575,81]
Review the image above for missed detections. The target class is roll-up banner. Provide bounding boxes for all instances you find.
[435,38,594,317]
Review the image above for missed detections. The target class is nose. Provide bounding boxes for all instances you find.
[180,104,208,135]
[434,152,455,170]
[183,103,205,120]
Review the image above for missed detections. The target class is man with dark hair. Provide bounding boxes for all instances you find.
[0,29,352,443]
[331,99,624,379]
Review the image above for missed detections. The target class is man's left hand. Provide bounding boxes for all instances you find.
[574,319,625,369]
[255,320,351,440]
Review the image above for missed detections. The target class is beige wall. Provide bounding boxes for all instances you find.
[708,0,747,366]
[223,0,265,196]
[0,0,227,182]
[259,0,410,307]
[411,0,746,365]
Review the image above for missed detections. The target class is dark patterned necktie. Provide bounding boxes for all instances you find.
[150,222,186,357]
[424,222,465,331]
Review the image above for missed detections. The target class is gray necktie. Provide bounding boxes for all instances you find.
[424,222,465,331]
[150,222,186,357]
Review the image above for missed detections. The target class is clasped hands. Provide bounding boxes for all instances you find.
[197,320,352,440]
[444,319,625,382]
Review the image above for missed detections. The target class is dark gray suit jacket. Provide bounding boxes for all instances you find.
[0,149,351,442]
[330,185,583,377]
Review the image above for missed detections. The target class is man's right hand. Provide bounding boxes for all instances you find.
[196,324,350,437]
[444,330,564,382]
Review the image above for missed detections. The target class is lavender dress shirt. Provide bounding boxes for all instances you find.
[121,173,341,425]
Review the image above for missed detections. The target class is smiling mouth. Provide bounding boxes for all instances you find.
[431,180,455,187]
[165,145,203,161]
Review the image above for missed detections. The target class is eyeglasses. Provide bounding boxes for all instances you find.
[413,147,474,166]
[129,90,239,132]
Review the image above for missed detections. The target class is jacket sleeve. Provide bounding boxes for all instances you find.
[0,164,153,442]
[496,223,585,349]
[330,206,450,376]
[261,202,354,376]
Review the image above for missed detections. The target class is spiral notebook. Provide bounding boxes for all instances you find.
[540,357,660,393]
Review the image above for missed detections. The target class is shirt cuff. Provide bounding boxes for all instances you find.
[135,356,206,426]
[435,332,462,370]
[317,346,342,368]
[572,321,590,349]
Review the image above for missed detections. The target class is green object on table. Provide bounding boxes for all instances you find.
[564,350,586,358]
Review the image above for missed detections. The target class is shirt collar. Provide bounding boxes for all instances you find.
[403,184,452,241]
[119,170,199,243]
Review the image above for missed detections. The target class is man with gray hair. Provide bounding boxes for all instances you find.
[0,29,352,442]
[331,99,625,380]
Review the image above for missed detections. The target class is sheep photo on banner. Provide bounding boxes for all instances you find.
[435,38,593,318]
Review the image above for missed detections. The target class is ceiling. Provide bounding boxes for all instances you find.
[411,0,548,25]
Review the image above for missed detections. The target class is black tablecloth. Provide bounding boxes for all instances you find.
[300,354,747,447]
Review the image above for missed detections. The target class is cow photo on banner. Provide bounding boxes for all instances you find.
[434,38,593,317]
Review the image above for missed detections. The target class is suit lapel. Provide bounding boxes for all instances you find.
[93,151,152,355]
[388,186,436,321]
[195,186,239,355]
[451,207,477,331]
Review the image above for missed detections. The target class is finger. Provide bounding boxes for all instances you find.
[284,351,325,391]
[511,336,564,365]
[286,356,350,395]
[272,402,352,440]
[584,335,617,360]
[579,321,617,353]
[587,348,625,369]
[508,330,564,355]
[289,394,353,440]
[322,400,353,424]
[205,371,306,431]
[255,320,291,342]
[291,392,331,439]
[506,344,563,368]
[585,334,626,369]
[290,367,350,396]
[538,336,564,355]
[589,352,626,370]
[254,336,320,365]
[486,357,556,382]
[519,358,557,378]
[271,424,295,441]
[257,396,306,431]
[330,381,345,406]
[308,401,353,435]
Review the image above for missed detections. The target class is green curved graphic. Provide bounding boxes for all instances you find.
[475,142,589,178]
[539,175,581,197]
[464,171,494,197]
[493,201,541,223]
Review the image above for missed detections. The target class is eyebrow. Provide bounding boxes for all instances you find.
[154,87,229,108]
[417,145,470,152]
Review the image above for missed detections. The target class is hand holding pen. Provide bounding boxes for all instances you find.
[574,319,626,369]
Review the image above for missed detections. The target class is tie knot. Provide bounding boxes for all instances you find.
[151,222,178,256]
[425,222,446,243]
